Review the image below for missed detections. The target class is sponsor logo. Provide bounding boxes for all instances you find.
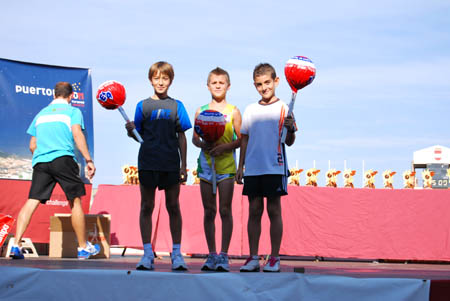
[45,199,69,207]
[14,82,85,107]
[0,223,10,244]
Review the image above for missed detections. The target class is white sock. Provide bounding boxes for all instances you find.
[172,244,181,254]
[144,243,154,258]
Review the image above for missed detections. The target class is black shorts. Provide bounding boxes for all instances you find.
[29,156,86,203]
[242,174,288,197]
[139,170,180,190]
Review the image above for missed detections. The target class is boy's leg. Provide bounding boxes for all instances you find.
[139,184,156,245]
[200,180,217,253]
[13,198,41,246]
[247,196,264,256]
[217,178,234,253]
[69,197,87,248]
[164,183,182,244]
[266,196,283,257]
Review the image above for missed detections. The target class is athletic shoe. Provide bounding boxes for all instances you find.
[10,246,25,260]
[240,256,260,272]
[201,253,217,271]
[77,241,100,260]
[263,256,281,272]
[136,255,154,270]
[215,253,230,272]
[171,252,188,271]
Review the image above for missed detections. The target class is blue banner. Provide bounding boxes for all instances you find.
[0,58,94,183]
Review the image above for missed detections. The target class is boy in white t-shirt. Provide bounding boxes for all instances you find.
[236,63,296,272]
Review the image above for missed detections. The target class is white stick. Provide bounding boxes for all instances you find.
[118,107,143,144]
[281,91,297,143]
[211,156,217,195]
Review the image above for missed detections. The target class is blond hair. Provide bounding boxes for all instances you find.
[148,61,174,83]
[207,67,230,85]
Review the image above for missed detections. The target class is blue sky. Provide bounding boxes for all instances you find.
[1,0,450,188]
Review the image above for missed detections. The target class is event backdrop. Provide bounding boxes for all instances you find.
[0,58,94,183]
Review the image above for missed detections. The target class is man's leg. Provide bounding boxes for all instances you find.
[69,197,87,248]
[247,196,264,256]
[200,180,216,253]
[14,199,41,246]
[217,178,234,253]
[266,196,282,257]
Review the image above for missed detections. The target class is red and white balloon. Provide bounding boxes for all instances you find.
[194,110,226,143]
[284,56,316,92]
[96,80,126,110]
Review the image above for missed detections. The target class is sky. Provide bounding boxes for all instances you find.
[1,0,450,188]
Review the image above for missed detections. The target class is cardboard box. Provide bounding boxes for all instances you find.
[49,214,111,258]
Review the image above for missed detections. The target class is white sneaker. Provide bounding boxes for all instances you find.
[215,253,230,272]
[171,252,188,271]
[240,256,260,272]
[136,255,154,270]
[263,256,280,272]
[201,253,217,271]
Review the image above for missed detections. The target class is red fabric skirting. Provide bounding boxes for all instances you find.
[90,184,450,260]
[0,179,91,243]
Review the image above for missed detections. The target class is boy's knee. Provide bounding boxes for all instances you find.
[166,203,181,216]
[219,207,232,219]
[249,207,264,219]
[204,208,216,220]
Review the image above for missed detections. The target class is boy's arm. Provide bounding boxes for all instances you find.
[284,115,296,146]
[72,124,96,179]
[235,134,248,184]
[210,107,242,156]
[178,131,188,182]
[192,108,210,150]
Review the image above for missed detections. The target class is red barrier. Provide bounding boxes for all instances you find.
[91,184,450,261]
[0,179,91,243]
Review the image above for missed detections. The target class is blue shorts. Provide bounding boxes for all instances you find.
[242,174,288,197]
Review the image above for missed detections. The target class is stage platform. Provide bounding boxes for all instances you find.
[1,255,449,300]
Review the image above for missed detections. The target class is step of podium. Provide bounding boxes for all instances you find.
[5,237,39,258]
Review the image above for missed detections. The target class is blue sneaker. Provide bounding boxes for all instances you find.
[10,246,25,260]
[201,253,217,271]
[136,255,154,270]
[171,252,188,271]
[215,253,230,272]
[77,241,100,259]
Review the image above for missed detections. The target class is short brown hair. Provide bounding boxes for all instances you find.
[148,61,174,83]
[207,67,230,85]
[54,82,73,98]
[253,63,277,80]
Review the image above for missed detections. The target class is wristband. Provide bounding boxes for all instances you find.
[86,160,94,164]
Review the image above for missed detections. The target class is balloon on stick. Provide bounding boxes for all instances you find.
[281,56,316,143]
[194,110,226,194]
[96,80,143,143]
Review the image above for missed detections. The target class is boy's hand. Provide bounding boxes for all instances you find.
[235,167,244,184]
[125,121,136,135]
[180,168,188,183]
[209,144,227,157]
[284,115,295,132]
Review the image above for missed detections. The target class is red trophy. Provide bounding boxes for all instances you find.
[194,110,226,194]
[282,56,316,143]
[96,80,143,143]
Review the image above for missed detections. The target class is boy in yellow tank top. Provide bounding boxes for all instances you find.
[192,67,242,271]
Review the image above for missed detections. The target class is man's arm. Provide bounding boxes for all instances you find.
[178,131,188,182]
[72,124,96,179]
[29,136,37,154]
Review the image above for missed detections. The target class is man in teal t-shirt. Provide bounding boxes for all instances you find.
[10,82,99,260]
